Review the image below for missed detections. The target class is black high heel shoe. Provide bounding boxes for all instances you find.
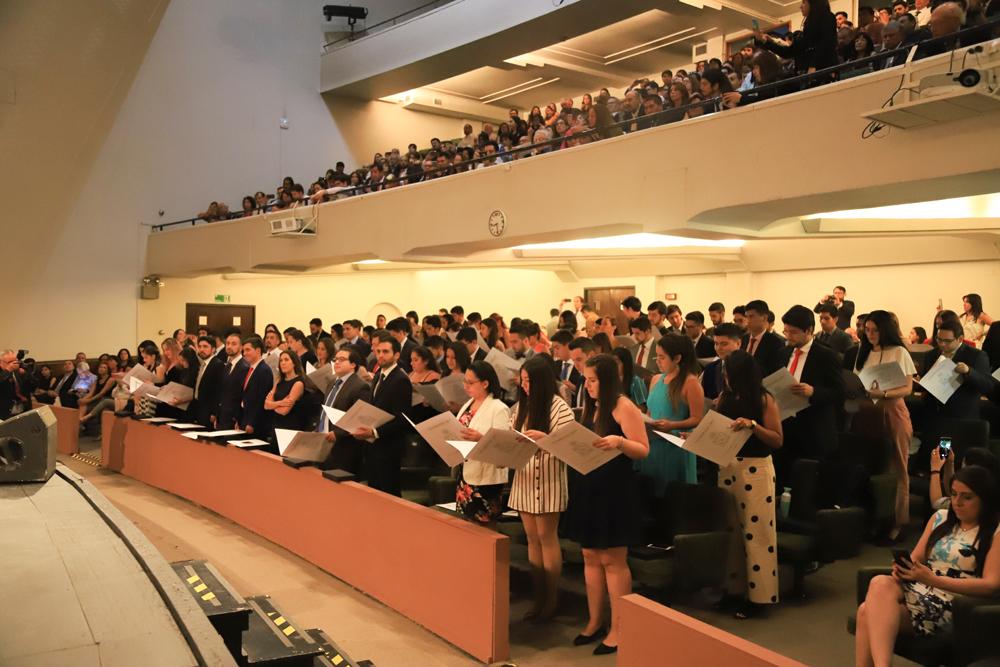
[572,627,606,646]
[593,642,618,655]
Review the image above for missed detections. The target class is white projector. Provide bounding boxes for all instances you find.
[269,218,303,234]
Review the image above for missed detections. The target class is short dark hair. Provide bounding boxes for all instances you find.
[665,304,682,316]
[425,315,442,329]
[781,305,815,332]
[373,335,401,354]
[685,311,705,325]
[450,305,465,315]
[339,346,365,370]
[733,305,746,317]
[550,330,574,346]
[648,301,667,315]
[456,327,478,344]
[835,285,847,293]
[424,334,445,350]
[343,319,363,329]
[713,323,744,341]
[621,296,642,312]
[386,317,409,333]
[745,299,769,315]
[709,302,725,313]
[815,303,838,318]
[242,335,264,351]
[309,317,322,327]
[568,337,597,355]
[197,335,214,347]
[938,318,964,339]
[630,316,652,332]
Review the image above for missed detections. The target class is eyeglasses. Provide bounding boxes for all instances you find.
[935,337,957,344]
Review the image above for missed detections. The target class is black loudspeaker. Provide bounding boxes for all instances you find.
[0,406,57,483]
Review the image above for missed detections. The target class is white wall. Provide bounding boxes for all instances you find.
[133,260,999,350]
[4,0,486,360]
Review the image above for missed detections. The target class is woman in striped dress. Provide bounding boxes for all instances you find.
[509,355,576,621]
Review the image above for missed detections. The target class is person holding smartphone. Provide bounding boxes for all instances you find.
[855,465,1000,666]
[930,445,1000,510]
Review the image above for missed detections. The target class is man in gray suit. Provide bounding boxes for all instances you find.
[506,323,536,362]
[629,316,660,377]
[318,347,373,474]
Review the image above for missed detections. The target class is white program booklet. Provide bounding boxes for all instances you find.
[918,356,962,405]
[274,428,333,462]
[655,410,751,467]
[320,400,395,433]
[533,420,621,475]
[762,368,810,421]
[858,362,908,392]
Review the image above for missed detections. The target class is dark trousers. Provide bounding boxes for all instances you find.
[364,439,402,497]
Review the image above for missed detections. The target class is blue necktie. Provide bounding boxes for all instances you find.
[561,362,571,381]
[317,378,344,432]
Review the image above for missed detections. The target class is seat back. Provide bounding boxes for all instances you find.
[661,482,730,542]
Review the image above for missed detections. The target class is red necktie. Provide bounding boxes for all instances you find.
[636,343,645,367]
[243,366,253,391]
[748,337,759,355]
[789,348,803,375]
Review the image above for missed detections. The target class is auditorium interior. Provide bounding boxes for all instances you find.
[2,0,1000,665]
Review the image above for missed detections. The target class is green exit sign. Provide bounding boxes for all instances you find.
[214,294,231,303]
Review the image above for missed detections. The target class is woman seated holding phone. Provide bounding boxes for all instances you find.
[855,465,1000,667]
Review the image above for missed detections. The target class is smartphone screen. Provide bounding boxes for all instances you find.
[751,18,760,31]
[892,549,913,568]
[939,437,953,460]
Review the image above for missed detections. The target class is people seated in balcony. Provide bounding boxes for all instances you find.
[699,69,735,113]
[755,0,838,75]
[849,30,877,61]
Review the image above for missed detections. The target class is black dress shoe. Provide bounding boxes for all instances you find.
[572,628,605,646]
[593,642,618,655]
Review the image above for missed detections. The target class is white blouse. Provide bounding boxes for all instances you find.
[456,395,511,486]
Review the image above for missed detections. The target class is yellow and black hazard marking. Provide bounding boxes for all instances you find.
[245,595,323,664]
[305,627,364,667]
[70,452,101,467]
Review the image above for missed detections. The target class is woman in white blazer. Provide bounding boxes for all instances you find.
[455,360,511,526]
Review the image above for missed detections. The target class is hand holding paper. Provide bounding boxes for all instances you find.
[918,356,962,404]
[858,362,908,392]
[762,368,810,421]
[533,421,620,474]
[321,400,394,434]
[656,410,750,466]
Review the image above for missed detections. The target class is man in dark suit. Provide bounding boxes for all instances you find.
[237,336,274,439]
[319,347,373,474]
[701,324,743,402]
[628,316,660,376]
[814,286,855,331]
[342,319,371,360]
[54,360,79,409]
[308,318,332,347]
[814,304,854,360]
[214,326,240,365]
[457,326,486,362]
[568,337,599,410]
[741,299,786,375]
[774,306,847,488]
[684,311,717,358]
[921,318,993,421]
[550,330,581,405]
[387,317,417,373]
[353,335,412,497]
[216,333,248,429]
[192,336,225,428]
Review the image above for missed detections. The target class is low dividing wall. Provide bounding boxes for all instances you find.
[50,405,80,455]
[101,417,509,663]
[619,594,807,667]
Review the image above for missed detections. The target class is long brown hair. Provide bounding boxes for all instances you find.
[514,356,558,432]
[581,355,623,436]
[656,334,698,409]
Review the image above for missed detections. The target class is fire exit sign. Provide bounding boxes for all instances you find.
[664,293,678,301]
[214,294,231,303]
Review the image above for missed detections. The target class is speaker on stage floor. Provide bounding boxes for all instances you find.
[0,405,57,483]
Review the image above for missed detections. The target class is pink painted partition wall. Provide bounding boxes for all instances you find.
[619,594,807,667]
[114,418,509,663]
[50,405,80,454]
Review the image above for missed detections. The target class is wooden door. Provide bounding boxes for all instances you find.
[185,303,256,338]
[584,286,635,336]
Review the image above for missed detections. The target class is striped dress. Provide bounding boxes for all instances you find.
[508,396,575,514]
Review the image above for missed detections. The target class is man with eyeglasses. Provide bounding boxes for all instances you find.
[317,347,372,475]
[920,318,992,421]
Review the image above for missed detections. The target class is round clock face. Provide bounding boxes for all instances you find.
[488,210,506,237]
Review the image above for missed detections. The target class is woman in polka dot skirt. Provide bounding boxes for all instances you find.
[716,350,784,619]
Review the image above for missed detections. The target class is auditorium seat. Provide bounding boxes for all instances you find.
[628,482,731,596]
[848,567,1000,667]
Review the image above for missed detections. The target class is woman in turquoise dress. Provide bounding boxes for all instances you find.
[637,334,705,495]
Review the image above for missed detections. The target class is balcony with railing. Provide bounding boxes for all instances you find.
[150,32,1000,278]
